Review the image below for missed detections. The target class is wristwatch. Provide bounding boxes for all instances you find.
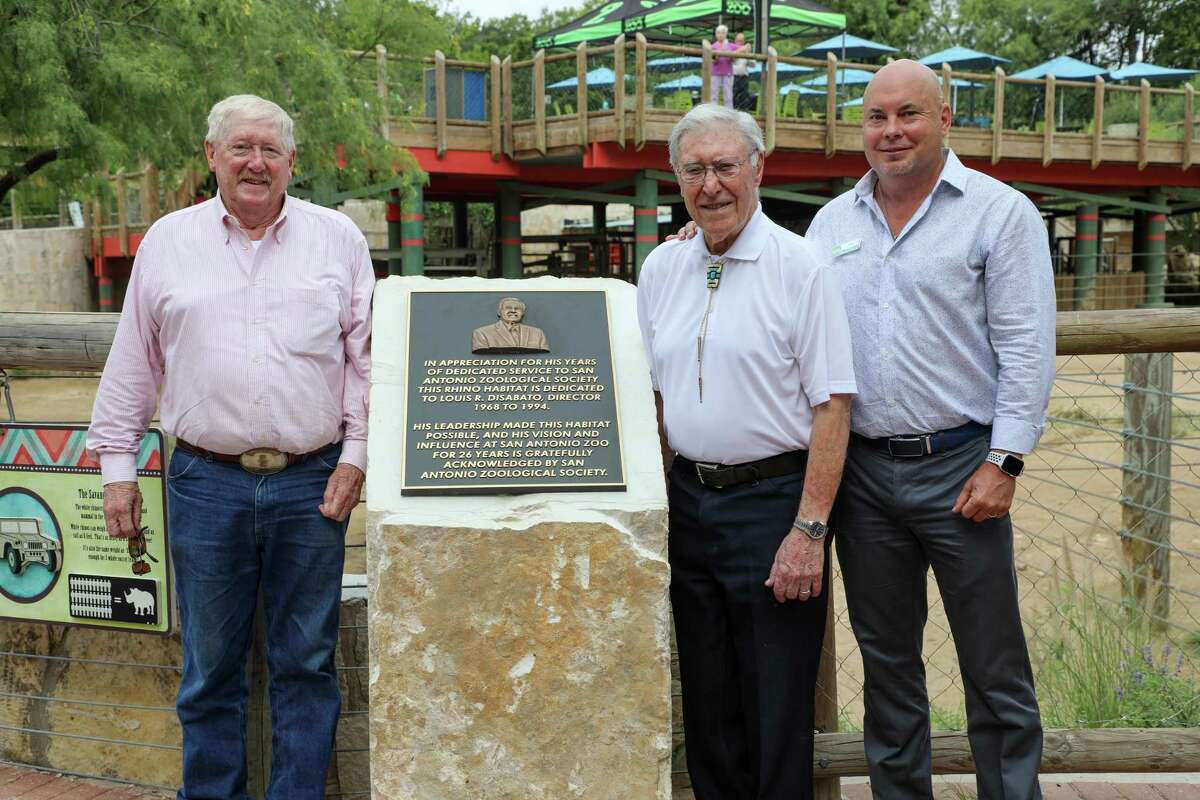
[986,450,1025,478]
[792,517,829,541]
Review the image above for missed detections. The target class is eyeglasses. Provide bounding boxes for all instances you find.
[676,157,750,185]
[225,143,288,161]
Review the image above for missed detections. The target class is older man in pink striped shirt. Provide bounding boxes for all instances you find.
[88,94,373,800]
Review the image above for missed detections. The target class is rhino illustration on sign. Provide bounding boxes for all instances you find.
[124,588,155,617]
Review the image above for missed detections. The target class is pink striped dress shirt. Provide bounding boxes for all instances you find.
[87,193,374,485]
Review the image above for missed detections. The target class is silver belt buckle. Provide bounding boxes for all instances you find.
[239,448,288,476]
[694,461,721,487]
[887,435,931,457]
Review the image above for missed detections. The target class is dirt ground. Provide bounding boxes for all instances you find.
[5,360,1199,728]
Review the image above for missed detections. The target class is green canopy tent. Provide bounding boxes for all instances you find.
[534,0,844,51]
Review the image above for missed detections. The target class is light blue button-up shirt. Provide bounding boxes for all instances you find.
[806,149,1056,454]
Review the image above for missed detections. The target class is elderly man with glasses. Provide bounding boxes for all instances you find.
[636,103,856,799]
[88,94,373,800]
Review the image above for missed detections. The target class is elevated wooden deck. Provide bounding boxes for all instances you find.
[380,36,1200,193]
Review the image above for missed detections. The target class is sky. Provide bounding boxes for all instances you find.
[446,0,580,22]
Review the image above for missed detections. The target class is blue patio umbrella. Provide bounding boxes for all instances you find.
[1011,56,1109,129]
[655,74,703,91]
[1110,61,1199,83]
[918,46,1010,71]
[1010,55,1109,81]
[780,83,826,95]
[547,67,618,90]
[802,68,876,87]
[796,33,897,61]
[749,62,815,77]
[647,56,702,72]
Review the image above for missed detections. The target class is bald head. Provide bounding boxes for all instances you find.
[859,58,952,185]
[864,59,943,109]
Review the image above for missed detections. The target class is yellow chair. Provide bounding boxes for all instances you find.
[781,90,799,118]
[842,105,863,123]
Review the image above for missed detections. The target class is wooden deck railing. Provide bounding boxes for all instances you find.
[353,37,1198,172]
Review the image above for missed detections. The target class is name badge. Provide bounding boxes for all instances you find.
[831,239,861,258]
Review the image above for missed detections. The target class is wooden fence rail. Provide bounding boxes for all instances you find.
[5,308,1200,373]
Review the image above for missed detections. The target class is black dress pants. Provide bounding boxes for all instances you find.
[669,459,829,800]
[834,434,1043,800]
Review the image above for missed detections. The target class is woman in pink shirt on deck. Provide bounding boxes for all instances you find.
[709,24,741,107]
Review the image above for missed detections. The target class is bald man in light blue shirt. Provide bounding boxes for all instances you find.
[807,60,1054,800]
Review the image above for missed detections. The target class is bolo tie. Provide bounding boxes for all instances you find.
[697,258,724,403]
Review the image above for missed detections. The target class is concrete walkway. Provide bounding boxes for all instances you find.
[0,764,173,800]
[673,778,1200,799]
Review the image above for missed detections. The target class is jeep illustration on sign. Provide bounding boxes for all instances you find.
[0,517,63,575]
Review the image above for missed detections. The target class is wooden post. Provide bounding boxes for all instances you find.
[1138,78,1150,171]
[1184,83,1194,172]
[1092,76,1105,169]
[376,44,390,142]
[812,588,840,800]
[533,49,547,156]
[434,50,448,158]
[1122,352,1173,632]
[992,67,1005,164]
[576,42,589,150]
[140,164,160,225]
[764,48,778,156]
[634,34,647,150]
[8,187,19,230]
[502,56,514,158]
[490,55,503,160]
[1043,74,1056,167]
[115,172,129,256]
[701,39,712,106]
[941,62,952,114]
[614,35,627,149]
[825,53,838,158]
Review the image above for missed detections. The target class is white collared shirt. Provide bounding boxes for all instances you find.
[637,206,857,464]
[806,149,1056,453]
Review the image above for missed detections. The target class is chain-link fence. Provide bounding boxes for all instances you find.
[670,350,1200,787]
[5,344,1200,795]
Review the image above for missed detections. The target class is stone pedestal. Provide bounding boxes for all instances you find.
[366,277,671,799]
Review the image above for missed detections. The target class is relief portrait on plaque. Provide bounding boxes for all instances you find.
[471,297,551,354]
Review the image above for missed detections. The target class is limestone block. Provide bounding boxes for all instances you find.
[367,276,671,800]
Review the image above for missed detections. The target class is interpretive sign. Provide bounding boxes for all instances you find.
[0,424,171,634]
[402,289,625,494]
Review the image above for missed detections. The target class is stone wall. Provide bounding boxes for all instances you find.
[0,228,91,312]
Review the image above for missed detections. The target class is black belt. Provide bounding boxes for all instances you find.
[853,421,990,458]
[674,450,808,490]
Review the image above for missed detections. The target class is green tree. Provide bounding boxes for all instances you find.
[454,5,591,61]
[0,0,443,206]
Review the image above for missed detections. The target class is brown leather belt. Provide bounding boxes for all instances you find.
[175,439,329,476]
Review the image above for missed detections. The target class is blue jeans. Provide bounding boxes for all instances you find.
[167,444,347,800]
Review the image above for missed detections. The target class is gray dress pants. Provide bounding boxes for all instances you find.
[834,433,1043,800]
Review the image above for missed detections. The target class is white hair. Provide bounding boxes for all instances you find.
[205,95,295,152]
[497,297,526,313]
[715,24,728,35]
[668,103,765,168]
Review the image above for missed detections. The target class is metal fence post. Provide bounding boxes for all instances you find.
[1121,352,1173,631]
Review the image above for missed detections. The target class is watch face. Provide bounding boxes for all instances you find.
[1001,454,1024,477]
